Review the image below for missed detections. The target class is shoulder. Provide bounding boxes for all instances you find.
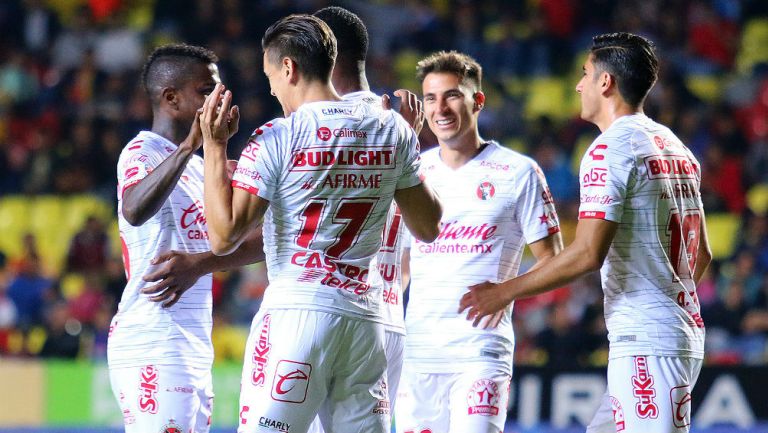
[484,142,540,175]
[118,133,162,163]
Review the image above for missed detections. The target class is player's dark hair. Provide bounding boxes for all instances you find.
[141,44,218,105]
[416,50,482,91]
[314,6,368,63]
[590,32,659,107]
[262,14,337,83]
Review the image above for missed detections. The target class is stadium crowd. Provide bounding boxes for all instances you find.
[0,0,767,367]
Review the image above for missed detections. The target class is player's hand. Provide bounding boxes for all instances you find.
[140,250,204,308]
[458,281,512,328]
[200,83,239,147]
[383,89,424,135]
[180,110,204,152]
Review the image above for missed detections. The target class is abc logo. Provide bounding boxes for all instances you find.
[317,127,332,141]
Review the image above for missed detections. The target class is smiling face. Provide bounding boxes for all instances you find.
[422,71,482,150]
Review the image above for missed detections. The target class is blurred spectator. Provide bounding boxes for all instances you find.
[66,216,109,274]
[38,301,81,359]
[535,301,587,368]
[68,273,107,326]
[7,253,53,330]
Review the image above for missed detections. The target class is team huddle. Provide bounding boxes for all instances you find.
[108,7,711,433]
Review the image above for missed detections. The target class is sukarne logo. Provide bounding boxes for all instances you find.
[632,356,659,419]
[138,365,159,414]
[251,314,272,387]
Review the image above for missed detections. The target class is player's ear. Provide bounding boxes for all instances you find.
[473,91,485,112]
[600,72,613,95]
[283,57,299,84]
[161,87,179,110]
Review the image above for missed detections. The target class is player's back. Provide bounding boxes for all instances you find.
[579,113,705,359]
[232,98,421,321]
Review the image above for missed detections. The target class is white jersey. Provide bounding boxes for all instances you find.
[343,91,407,334]
[404,142,560,374]
[578,113,706,360]
[231,99,422,321]
[109,131,213,369]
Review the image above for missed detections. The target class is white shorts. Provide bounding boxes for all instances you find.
[307,329,404,433]
[395,364,510,433]
[238,308,389,433]
[587,355,703,433]
[109,364,213,433]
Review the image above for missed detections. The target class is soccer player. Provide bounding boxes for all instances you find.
[199,15,441,433]
[460,33,712,433]
[308,6,424,433]
[396,51,563,433]
[109,44,262,433]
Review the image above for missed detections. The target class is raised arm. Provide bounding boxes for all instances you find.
[394,182,442,243]
[122,114,202,226]
[200,84,268,256]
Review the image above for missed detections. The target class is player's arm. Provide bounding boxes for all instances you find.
[525,231,564,272]
[200,84,267,256]
[141,227,265,307]
[460,218,616,326]
[394,182,442,242]
[693,212,713,286]
[121,113,202,226]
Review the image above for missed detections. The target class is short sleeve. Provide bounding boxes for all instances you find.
[117,140,160,198]
[578,140,634,222]
[515,160,561,244]
[395,122,423,190]
[232,121,284,201]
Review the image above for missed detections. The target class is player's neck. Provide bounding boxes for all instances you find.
[438,132,486,170]
[333,64,369,95]
[289,80,342,111]
[151,115,187,145]
[596,99,641,132]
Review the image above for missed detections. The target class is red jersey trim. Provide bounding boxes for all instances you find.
[579,211,607,219]
[232,180,259,195]
[120,178,142,198]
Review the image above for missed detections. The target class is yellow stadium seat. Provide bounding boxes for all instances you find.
[736,19,768,74]
[65,196,112,232]
[705,213,741,260]
[747,183,768,216]
[109,219,122,259]
[60,273,86,300]
[525,77,573,121]
[0,197,30,259]
[686,75,723,103]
